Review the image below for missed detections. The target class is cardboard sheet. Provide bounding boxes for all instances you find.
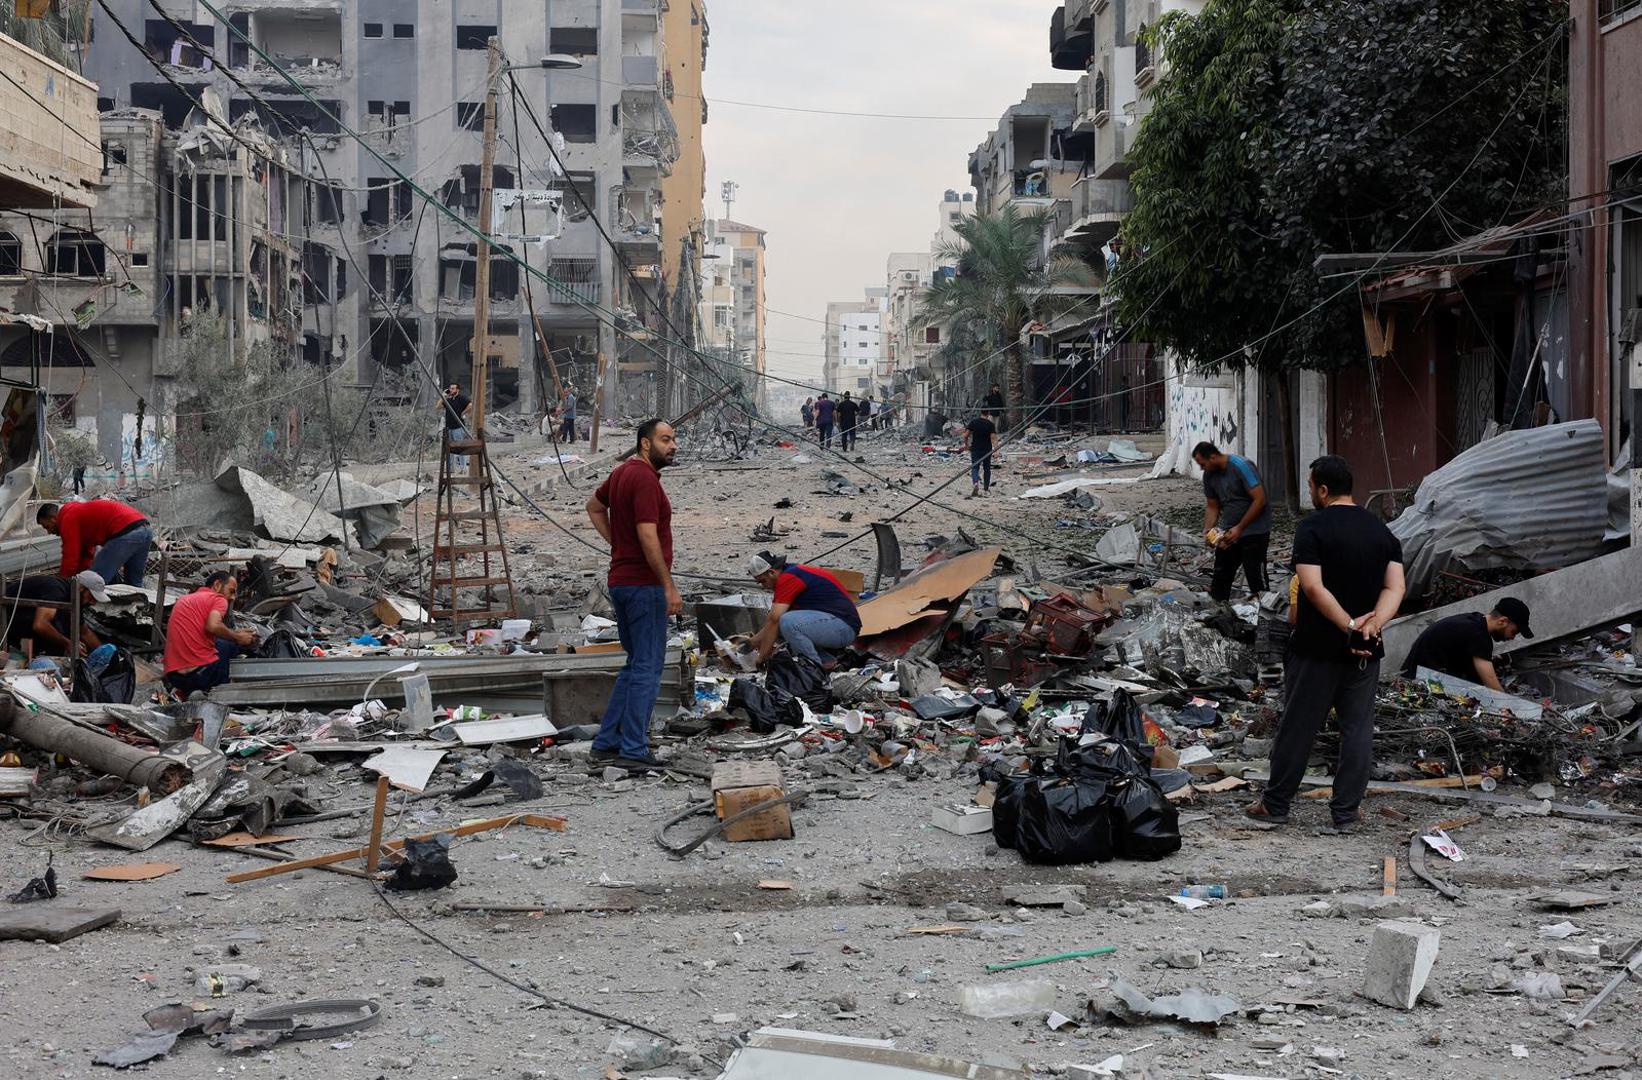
[200,831,305,848]
[856,547,1001,639]
[83,863,182,881]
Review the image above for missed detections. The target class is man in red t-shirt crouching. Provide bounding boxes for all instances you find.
[745,551,860,668]
[163,571,259,698]
[584,420,680,770]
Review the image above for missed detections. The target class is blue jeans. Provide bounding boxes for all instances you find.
[448,426,469,471]
[164,639,240,696]
[92,524,152,587]
[593,585,669,758]
[560,416,575,443]
[779,609,857,665]
[970,452,992,490]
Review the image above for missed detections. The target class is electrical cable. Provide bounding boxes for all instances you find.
[371,884,721,1067]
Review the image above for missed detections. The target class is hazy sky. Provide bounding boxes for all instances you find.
[701,1,1065,383]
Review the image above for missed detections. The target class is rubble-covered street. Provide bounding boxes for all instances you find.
[3,423,1642,1080]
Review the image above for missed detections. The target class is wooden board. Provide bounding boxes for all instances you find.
[200,832,306,848]
[0,905,120,943]
[83,863,182,881]
[224,813,568,885]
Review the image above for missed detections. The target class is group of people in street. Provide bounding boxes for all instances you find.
[584,420,862,770]
[1192,444,1534,833]
[801,391,898,449]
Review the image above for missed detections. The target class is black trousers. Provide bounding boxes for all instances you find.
[1210,534,1269,601]
[840,422,857,451]
[1263,651,1380,824]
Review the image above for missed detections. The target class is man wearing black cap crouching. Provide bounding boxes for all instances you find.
[1400,597,1533,692]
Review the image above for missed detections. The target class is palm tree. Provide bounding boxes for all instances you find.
[916,206,1094,429]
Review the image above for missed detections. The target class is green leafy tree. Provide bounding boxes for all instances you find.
[1113,0,1565,492]
[172,309,310,477]
[917,206,1094,427]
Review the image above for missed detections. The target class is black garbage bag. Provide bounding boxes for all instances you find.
[1084,691,1154,770]
[986,766,1035,852]
[251,628,308,659]
[71,646,137,705]
[386,833,458,891]
[765,653,835,715]
[729,677,785,734]
[1067,738,1149,779]
[1107,774,1182,860]
[1014,773,1114,866]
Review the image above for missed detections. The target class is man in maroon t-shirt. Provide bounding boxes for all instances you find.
[584,419,679,769]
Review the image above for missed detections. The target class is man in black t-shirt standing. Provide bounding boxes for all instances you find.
[1247,455,1405,834]
[442,382,472,471]
[837,392,861,452]
[1400,598,1532,690]
[964,410,997,497]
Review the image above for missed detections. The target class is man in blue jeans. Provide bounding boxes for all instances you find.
[963,410,997,497]
[585,419,680,770]
[744,552,860,668]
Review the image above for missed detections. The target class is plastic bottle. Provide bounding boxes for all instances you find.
[957,978,1057,1019]
[1179,884,1227,900]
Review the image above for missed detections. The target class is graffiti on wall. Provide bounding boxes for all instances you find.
[1154,354,1244,476]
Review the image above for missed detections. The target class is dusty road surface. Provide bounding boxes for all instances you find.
[4,426,1640,1080]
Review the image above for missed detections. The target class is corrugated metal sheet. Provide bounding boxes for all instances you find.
[1388,419,1610,599]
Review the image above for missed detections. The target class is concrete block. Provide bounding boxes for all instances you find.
[1340,893,1412,918]
[1363,920,1440,1009]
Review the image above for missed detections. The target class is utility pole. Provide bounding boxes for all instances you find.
[467,37,502,459]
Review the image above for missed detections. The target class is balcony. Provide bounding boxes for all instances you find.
[1074,67,1109,133]
[0,31,100,208]
[622,55,659,87]
[1059,178,1134,251]
[1049,5,1094,71]
[1067,0,1096,34]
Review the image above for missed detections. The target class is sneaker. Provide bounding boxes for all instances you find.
[614,754,666,772]
[1318,813,1363,836]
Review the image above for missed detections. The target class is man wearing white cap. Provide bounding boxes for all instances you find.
[744,551,861,668]
[2,570,108,658]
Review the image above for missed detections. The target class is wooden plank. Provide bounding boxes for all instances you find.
[225,813,568,884]
[1382,856,1397,896]
[1299,775,1485,800]
[366,776,390,874]
[0,905,120,943]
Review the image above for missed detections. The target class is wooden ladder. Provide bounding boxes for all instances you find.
[427,432,517,629]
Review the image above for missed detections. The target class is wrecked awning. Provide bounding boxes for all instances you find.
[1388,419,1611,600]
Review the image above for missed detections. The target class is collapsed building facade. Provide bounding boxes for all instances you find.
[0,0,711,480]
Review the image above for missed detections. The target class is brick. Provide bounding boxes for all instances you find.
[1362,920,1440,1010]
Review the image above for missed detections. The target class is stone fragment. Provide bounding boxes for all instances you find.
[1362,920,1441,1010]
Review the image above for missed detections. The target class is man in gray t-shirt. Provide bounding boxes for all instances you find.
[558,387,578,444]
[1193,441,1271,602]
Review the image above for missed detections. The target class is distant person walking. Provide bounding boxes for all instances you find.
[801,397,814,429]
[964,409,997,497]
[984,383,1006,414]
[837,391,860,452]
[815,392,836,449]
[584,420,680,771]
[860,395,875,431]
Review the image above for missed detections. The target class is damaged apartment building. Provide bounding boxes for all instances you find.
[0,0,709,475]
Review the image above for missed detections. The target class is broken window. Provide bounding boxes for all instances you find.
[444,166,515,215]
[456,102,484,131]
[228,13,249,67]
[131,82,196,127]
[231,96,344,135]
[490,253,518,300]
[456,25,495,50]
[0,232,21,275]
[143,18,213,69]
[392,23,414,38]
[547,257,599,303]
[369,253,388,296]
[925,326,941,344]
[254,10,343,65]
[363,22,383,38]
[303,243,332,303]
[97,96,114,112]
[309,180,344,224]
[47,229,106,277]
[560,171,596,220]
[391,255,413,302]
[369,318,418,368]
[550,27,598,55]
[551,104,598,144]
[131,252,149,267]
